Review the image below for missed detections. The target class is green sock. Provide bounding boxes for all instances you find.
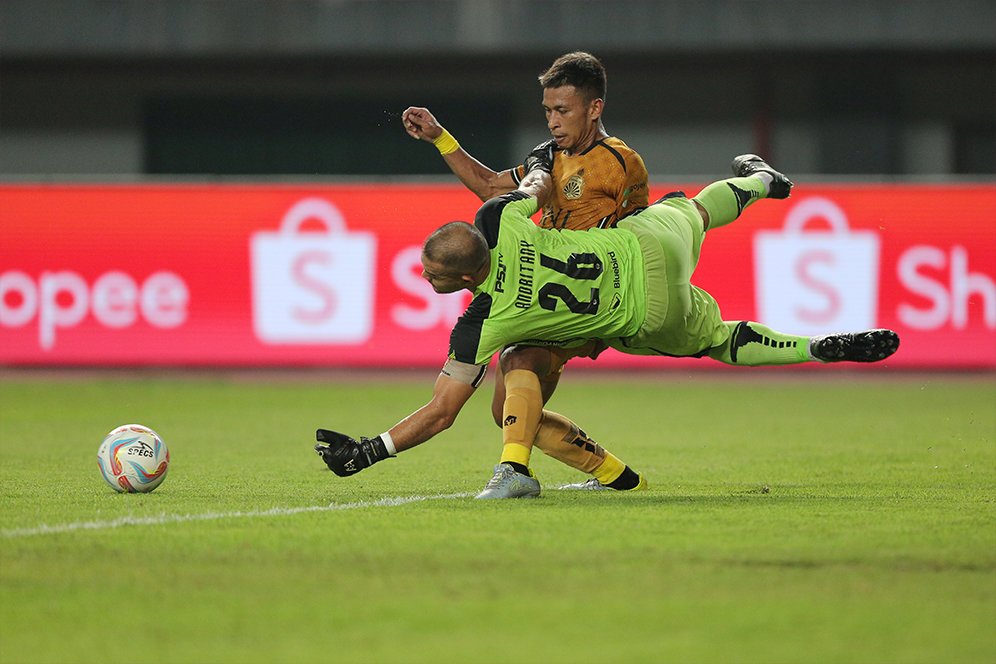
[692,176,768,229]
[708,321,812,366]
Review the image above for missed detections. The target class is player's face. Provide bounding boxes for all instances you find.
[421,255,466,294]
[542,85,602,154]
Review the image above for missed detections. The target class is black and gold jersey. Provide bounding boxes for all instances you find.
[514,136,649,230]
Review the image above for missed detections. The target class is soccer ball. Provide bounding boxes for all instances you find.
[97,424,170,493]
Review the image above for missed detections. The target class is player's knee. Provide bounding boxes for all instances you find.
[496,347,558,420]
[706,342,736,365]
[499,345,554,376]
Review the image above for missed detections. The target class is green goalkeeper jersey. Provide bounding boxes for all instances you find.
[449,191,647,366]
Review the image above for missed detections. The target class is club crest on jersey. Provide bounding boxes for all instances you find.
[563,170,585,200]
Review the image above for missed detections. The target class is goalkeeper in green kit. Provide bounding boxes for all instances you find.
[316,153,900,498]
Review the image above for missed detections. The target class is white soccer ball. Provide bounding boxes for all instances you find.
[97,424,170,493]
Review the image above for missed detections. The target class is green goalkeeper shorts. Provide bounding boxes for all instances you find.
[610,195,730,357]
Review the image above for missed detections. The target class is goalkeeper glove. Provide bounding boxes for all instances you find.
[314,429,391,477]
[523,139,558,175]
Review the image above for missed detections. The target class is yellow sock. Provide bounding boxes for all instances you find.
[499,443,533,468]
[592,452,627,485]
[499,370,543,468]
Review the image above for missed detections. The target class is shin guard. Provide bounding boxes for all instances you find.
[499,370,543,467]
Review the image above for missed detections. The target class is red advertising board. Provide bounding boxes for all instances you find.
[1,183,994,368]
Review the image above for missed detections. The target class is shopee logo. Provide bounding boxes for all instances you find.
[754,197,879,335]
[897,245,996,330]
[0,270,188,349]
[250,198,376,344]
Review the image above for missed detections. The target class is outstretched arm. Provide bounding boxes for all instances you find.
[315,370,480,477]
[387,372,478,452]
[402,106,517,201]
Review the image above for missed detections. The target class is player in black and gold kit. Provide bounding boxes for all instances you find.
[513,135,647,231]
[402,52,649,491]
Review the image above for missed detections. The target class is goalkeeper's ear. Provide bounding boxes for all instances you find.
[316,428,357,445]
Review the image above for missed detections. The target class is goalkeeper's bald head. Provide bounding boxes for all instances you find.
[423,221,489,278]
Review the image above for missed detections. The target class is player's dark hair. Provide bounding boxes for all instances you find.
[423,221,489,275]
[538,51,607,102]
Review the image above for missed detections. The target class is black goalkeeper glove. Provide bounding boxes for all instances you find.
[523,139,559,175]
[314,429,391,477]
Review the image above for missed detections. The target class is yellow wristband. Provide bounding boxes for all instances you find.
[432,129,460,156]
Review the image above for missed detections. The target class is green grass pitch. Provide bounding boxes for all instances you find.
[1,370,994,663]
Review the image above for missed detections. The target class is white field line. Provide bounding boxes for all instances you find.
[1,491,474,539]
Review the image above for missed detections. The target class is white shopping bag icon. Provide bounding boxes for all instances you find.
[754,197,880,335]
[251,198,376,344]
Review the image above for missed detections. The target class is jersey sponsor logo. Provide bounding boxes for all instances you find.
[563,170,585,200]
[495,252,507,293]
[622,180,649,215]
[608,251,621,288]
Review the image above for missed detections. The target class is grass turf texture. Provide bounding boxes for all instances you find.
[1,371,994,663]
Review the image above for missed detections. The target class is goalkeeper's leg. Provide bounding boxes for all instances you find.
[708,321,811,365]
[475,368,544,499]
[692,154,794,230]
[533,410,645,491]
[497,369,543,473]
[497,346,645,490]
[494,345,569,475]
[707,321,900,366]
